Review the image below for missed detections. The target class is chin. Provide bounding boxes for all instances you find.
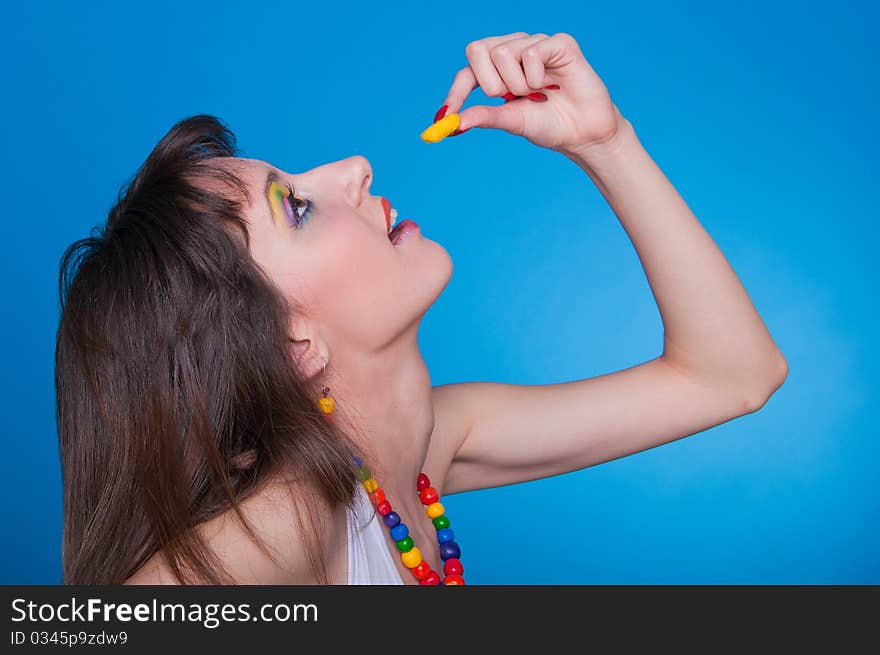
[398,237,453,315]
[422,240,454,306]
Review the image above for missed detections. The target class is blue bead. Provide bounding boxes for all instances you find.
[390,524,409,541]
[383,511,401,528]
[436,528,454,544]
[439,541,460,561]
[354,456,362,467]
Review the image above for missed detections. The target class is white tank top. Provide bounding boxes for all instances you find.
[346,483,405,584]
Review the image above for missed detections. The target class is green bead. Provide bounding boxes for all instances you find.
[395,536,414,552]
[432,515,450,530]
[358,467,371,481]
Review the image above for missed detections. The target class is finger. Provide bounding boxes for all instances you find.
[442,33,532,113]
[521,39,552,89]
[489,33,550,96]
[522,32,583,87]
[464,32,530,98]
[442,65,479,115]
[457,101,523,136]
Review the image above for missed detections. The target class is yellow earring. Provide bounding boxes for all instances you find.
[317,360,335,419]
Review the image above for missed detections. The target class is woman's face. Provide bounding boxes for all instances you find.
[226,155,453,367]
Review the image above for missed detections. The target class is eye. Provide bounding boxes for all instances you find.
[282,183,312,229]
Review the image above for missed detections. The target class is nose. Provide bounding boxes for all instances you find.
[341,155,373,208]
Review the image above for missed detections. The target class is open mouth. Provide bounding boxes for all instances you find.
[383,199,419,246]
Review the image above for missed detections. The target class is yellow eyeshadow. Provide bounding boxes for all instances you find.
[268,181,289,228]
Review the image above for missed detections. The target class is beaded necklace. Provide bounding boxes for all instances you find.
[317,380,465,585]
[355,457,465,585]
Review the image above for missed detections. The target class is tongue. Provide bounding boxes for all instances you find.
[388,223,404,243]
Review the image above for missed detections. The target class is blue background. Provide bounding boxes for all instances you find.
[1,0,876,584]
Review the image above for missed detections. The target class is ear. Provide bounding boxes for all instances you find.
[288,317,326,380]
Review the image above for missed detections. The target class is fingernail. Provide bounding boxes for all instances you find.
[526,92,548,102]
[543,84,560,90]
[502,92,518,101]
[433,104,449,122]
[448,127,471,137]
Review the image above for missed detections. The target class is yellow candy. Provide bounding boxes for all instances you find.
[420,113,461,143]
[401,546,423,568]
[426,502,445,518]
[363,477,378,493]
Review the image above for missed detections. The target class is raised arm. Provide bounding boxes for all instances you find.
[422,32,787,496]
[569,112,787,397]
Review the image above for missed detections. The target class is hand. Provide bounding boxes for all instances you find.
[440,32,624,155]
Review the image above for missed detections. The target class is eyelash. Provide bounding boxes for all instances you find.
[283,183,312,228]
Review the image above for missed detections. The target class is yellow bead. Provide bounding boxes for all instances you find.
[363,478,378,493]
[317,396,334,414]
[420,113,460,143]
[426,502,445,519]
[401,546,423,568]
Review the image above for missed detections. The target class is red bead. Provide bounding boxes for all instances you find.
[417,473,430,492]
[419,486,439,506]
[369,488,386,505]
[376,500,392,515]
[412,561,431,580]
[444,574,465,585]
[419,571,441,585]
[443,558,463,577]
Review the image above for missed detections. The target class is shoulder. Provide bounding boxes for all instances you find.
[124,475,346,585]
[123,551,179,585]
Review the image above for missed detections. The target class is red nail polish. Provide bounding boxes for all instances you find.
[526,92,548,102]
[502,92,518,101]
[448,127,471,137]
[543,84,560,90]
[434,104,448,122]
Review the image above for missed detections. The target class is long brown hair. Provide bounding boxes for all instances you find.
[55,115,370,584]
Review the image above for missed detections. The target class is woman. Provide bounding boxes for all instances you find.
[55,32,788,585]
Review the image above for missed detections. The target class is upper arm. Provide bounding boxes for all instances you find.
[429,356,784,496]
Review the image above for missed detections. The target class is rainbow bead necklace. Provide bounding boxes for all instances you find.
[355,457,465,585]
[317,381,464,584]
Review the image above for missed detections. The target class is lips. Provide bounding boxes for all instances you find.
[379,196,417,245]
[381,197,391,233]
[389,219,419,246]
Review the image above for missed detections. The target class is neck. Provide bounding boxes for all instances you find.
[326,322,435,501]
[190,325,437,585]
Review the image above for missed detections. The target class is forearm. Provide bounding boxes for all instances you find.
[564,112,787,396]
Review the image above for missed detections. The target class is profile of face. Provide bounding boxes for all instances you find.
[221,155,453,375]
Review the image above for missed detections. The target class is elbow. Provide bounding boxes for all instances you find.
[740,351,789,414]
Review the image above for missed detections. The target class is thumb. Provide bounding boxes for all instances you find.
[457,102,524,135]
